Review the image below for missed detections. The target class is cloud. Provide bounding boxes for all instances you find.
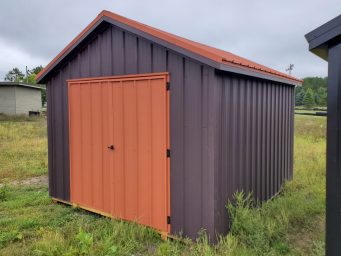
[0,38,47,80]
[0,0,338,79]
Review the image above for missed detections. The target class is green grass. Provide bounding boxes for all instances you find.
[295,109,318,114]
[0,115,47,182]
[0,114,326,255]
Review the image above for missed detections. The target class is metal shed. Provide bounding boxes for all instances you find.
[37,10,302,240]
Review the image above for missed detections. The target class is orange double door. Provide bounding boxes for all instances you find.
[68,73,170,233]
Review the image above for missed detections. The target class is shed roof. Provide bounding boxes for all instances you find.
[36,10,302,86]
[0,82,44,90]
[305,14,341,61]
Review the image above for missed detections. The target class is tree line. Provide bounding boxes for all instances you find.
[295,77,327,108]
[3,66,46,106]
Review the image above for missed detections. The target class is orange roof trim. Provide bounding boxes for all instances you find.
[36,10,302,85]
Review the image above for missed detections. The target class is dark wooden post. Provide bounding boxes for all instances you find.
[306,15,341,256]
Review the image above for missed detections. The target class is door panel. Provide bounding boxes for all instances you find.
[91,82,104,211]
[101,81,113,214]
[69,84,82,204]
[136,80,153,227]
[112,81,125,218]
[150,79,168,231]
[80,83,93,207]
[68,73,169,233]
[123,80,139,221]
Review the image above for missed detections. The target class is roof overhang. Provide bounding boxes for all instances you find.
[305,14,341,61]
[218,63,302,86]
[37,10,302,86]
[0,82,44,90]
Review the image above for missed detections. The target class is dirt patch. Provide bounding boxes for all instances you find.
[288,217,325,255]
[0,175,48,188]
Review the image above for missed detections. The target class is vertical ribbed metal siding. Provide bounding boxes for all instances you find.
[46,22,295,240]
[214,74,294,234]
[46,24,217,239]
[46,68,71,200]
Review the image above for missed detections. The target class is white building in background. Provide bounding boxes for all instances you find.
[0,82,42,115]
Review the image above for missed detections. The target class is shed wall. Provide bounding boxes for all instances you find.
[0,86,15,114]
[15,86,41,114]
[46,24,218,239]
[45,21,295,240]
[213,73,295,235]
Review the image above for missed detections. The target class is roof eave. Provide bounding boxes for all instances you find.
[36,15,224,84]
[37,11,302,86]
[305,14,341,61]
[218,63,302,86]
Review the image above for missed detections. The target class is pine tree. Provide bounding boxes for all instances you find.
[303,88,315,108]
[295,91,305,106]
[317,87,327,106]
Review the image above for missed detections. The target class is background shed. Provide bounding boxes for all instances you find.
[0,82,42,115]
[36,10,302,240]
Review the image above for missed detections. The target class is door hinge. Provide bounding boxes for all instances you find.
[166,149,170,158]
[167,216,171,224]
[166,82,170,91]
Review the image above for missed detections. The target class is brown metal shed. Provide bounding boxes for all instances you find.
[37,10,302,241]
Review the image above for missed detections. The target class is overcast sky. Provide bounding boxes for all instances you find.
[0,0,339,80]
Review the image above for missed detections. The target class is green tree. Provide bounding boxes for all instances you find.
[302,77,327,90]
[295,90,305,106]
[4,66,46,106]
[41,88,46,107]
[22,65,44,85]
[295,76,328,108]
[303,88,315,108]
[316,87,327,106]
[30,65,43,75]
[26,73,36,84]
[26,65,46,106]
[4,67,24,82]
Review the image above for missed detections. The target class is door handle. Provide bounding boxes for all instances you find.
[107,145,114,150]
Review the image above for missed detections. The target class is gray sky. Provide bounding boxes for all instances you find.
[0,0,339,80]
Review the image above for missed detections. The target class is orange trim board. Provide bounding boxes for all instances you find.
[36,10,302,84]
[67,72,170,83]
[67,73,170,235]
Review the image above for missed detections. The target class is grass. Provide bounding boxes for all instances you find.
[0,114,326,255]
[295,106,327,111]
[0,115,47,183]
[295,109,319,114]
